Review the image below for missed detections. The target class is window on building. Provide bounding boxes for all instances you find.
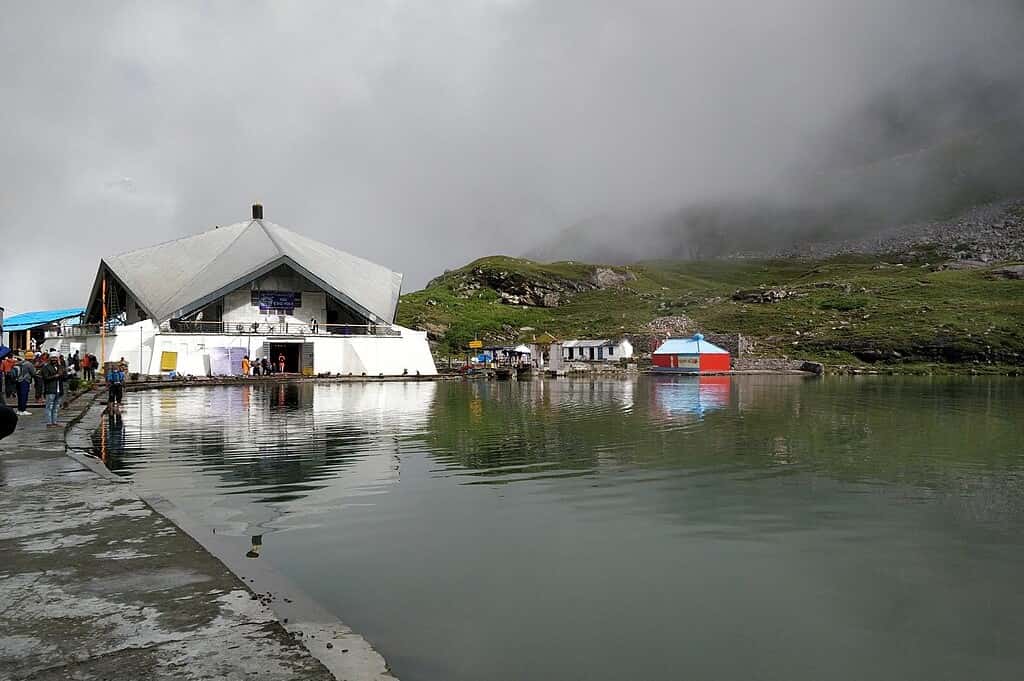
[608,346,614,356]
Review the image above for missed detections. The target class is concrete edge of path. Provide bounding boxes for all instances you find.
[62,389,399,681]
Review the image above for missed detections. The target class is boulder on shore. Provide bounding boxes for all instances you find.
[988,264,1024,280]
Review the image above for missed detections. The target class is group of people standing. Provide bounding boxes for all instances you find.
[0,349,126,427]
[240,353,288,376]
[2,350,72,425]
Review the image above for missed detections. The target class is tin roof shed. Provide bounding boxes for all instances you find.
[653,334,729,355]
[652,334,731,373]
[562,339,613,348]
[3,308,85,332]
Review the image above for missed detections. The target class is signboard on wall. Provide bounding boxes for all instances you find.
[251,290,302,314]
[160,351,178,371]
[675,355,701,368]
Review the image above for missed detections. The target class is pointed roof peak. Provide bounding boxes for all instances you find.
[97,214,402,324]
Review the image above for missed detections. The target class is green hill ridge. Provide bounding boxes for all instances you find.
[397,255,1024,373]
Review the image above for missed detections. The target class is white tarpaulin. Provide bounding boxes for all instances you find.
[209,347,232,376]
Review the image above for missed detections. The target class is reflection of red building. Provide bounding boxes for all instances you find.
[652,334,730,373]
[697,376,730,405]
[652,376,731,418]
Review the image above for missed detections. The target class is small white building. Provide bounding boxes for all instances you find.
[561,338,633,362]
[71,205,436,377]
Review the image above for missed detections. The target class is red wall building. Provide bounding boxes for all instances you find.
[652,334,731,373]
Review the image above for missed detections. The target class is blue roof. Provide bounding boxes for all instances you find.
[4,307,85,332]
[653,334,729,355]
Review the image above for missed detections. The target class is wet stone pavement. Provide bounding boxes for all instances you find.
[0,395,337,681]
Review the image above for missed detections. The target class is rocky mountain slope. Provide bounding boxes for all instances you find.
[529,117,1024,265]
[738,199,1024,264]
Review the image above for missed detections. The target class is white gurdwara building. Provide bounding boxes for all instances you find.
[74,204,436,377]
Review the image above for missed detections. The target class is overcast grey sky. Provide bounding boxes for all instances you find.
[2,1,1022,314]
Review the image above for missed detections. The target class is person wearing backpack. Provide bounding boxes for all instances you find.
[41,355,66,427]
[14,355,38,415]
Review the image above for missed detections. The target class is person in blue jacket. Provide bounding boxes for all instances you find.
[107,363,126,407]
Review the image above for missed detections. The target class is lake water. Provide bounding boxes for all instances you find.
[95,376,1024,681]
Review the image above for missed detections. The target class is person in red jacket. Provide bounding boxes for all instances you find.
[277,353,286,374]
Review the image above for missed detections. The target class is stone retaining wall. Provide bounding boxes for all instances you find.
[733,357,823,374]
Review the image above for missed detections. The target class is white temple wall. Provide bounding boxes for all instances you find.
[77,322,437,377]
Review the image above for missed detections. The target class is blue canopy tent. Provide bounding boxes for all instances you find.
[3,307,85,351]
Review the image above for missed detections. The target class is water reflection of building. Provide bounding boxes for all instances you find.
[109,381,436,536]
[650,376,730,419]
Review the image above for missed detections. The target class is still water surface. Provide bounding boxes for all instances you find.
[96,376,1024,681]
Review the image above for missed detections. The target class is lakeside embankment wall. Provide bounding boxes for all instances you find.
[1,386,343,679]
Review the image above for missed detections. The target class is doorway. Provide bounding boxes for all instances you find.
[267,342,301,373]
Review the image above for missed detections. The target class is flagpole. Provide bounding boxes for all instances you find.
[101,276,107,378]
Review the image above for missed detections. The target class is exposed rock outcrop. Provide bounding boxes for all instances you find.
[989,264,1024,280]
[439,261,635,308]
[422,322,449,341]
[645,315,695,336]
[589,267,636,288]
[732,287,795,304]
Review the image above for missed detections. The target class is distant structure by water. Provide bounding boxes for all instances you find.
[652,334,731,373]
[561,338,633,362]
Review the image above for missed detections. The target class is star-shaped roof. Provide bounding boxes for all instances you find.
[91,218,402,323]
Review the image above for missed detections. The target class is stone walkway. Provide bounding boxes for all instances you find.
[0,393,339,680]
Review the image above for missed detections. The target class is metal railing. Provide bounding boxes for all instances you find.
[65,324,102,337]
[159,321,401,337]
[66,321,401,337]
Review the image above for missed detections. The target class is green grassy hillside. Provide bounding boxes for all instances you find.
[397,255,1024,372]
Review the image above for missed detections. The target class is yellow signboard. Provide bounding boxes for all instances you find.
[468,340,483,349]
[160,351,178,372]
